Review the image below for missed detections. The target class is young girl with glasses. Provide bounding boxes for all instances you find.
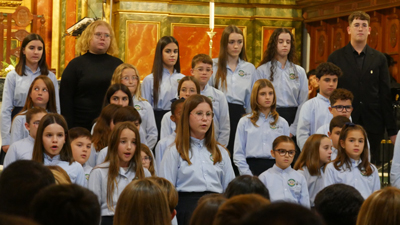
[258,135,310,208]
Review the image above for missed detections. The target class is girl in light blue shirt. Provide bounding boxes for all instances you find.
[324,124,380,199]
[10,75,58,144]
[294,134,332,206]
[234,79,289,176]
[1,34,59,156]
[160,94,234,225]
[31,113,86,187]
[141,36,185,135]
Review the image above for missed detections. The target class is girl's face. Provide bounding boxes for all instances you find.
[271,142,295,170]
[257,86,274,110]
[117,128,136,167]
[319,137,333,165]
[227,32,243,58]
[42,123,66,158]
[162,42,178,69]
[110,90,129,107]
[276,32,291,59]
[340,130,365,161]
[189,102,213,140]
[141,151,151,169]
[179,81,197,99]
[89,25,111,54]
[23,40,44,66]
[26,112,46,139]
[30,79,49,108]
[121,68,139,96]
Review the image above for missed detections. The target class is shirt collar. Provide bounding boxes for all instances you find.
[276,60,290,70]
[272,164,292,173]
[316,93,330,103]
[350,158,362,167]
[201,84,210,93]
[44,153,60,162]
[226,58,243,69]
[25,66,40,74]
[162,67,177,75]
[351,44,367,55]
[119,162,135,176]
[190,136,205,148]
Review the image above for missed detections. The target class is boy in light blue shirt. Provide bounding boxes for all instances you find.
[297,62,343,150]
[69,127,93,181]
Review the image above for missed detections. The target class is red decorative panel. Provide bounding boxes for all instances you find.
[172,24,246,76]
[64,0,76,69]
[125,21,160,80]
[261,26,295,59]
[35,0,52,70]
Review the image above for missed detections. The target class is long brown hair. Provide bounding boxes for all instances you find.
[32,113,73,164]
[104,122,145,211]
[15,34,49,76]
[175,94,222,165]
[294,134,329,176]
[249,79,279,126]
[141,144,155,176]
[92,104,122,151]
[333,124,373,176]
[214,25,247,91]
[258,28,297,82]
[151,36,181,107]
[148,177,179,214]
[113,179,171,225]
[14,75,57,120]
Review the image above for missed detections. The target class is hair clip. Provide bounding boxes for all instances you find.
[344,122,356,128]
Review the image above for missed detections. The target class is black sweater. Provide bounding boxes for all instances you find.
[60,52,123,130]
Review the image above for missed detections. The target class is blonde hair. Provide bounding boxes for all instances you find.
[111,63,146,101]
[356,187,400,225]
[76,20,119,56]
[47,166,72,184]
[249,79,279,126]
[113,178,171,225]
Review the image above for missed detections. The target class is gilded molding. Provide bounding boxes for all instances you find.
[0,0,22,7]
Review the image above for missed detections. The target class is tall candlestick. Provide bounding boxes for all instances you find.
[209,1,214,30]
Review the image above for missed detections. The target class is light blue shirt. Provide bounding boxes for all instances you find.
[96,146,109,166]
[3,135,34,168]
[390,130,400,188]
[297,166,324,207]
[0,69,60,145]
[160,85,230,146]
[140,68,185,110]
[254,60,308,135]
[83,163,92,181]
[159,137,235,193]
[233,113,290,175]
[259,164,310,208]
[88,162,151,216]
[209,58,255,113]
[324,160,380,199]
[155,132,176,173]
[331,147,338,161]
[10,112,28,144]
[297,94,332,150]
[133,97,158,149]
[87,144,98,167]
[43,154,87,187]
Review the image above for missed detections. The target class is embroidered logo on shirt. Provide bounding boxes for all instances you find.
[134,105,142,111]
[289,73,296,80]
[360,169,368,176]
[287,179,296,187]
[85,174,90,181]
[207,96,215,102]
[270,124,277,129]
[210,154,214,162]
[238,70,251,77]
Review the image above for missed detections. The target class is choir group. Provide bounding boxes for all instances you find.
[1,10,400,225]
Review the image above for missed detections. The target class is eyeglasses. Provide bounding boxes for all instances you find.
[142,156,151,162]
[191,111,214,120]
[331,105,353,112]
[94,32,111,39]
[121,76,139,81]
[273,149,295,157]
[194,67,212,73]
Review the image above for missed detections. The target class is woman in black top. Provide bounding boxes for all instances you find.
[60,20,123,130]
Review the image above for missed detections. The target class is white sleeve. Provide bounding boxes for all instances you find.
[216,94,230,146]
[159,147,179,187]
[10,115,26,144]
[233,118,253,175]
[0,72,16,146]
[143,104,158,149]
[296,101,312,150]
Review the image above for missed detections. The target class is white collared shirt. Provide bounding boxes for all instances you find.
[133,97,158,149]
[155,132,176,173]
[297,166,324,207]
[43,154,87,187]
[3,135,34,168]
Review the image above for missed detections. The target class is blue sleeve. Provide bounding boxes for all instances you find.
[88,168,103,205]
[296,101,312,150]
[290,67,309,135]
[299,175,311,208]
[48,72,60,114]
[216,94,230,146]
[96,149,107,166]
[0,71,16,146]
[142,103,158,149]
[159,146,179,187]
[141,75,153,107]
[233,118,253,175]
[160,112,173,139]
[323,163,336,187]
[3,143,17,168]
[371,166,381,192]
[220,146,235,191]
[391,130,400,188]
[74,163,88,187]
[10,115,26,144]
[87,145,98,167]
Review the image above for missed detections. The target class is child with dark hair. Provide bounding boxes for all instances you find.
[31,184,101,225]
[326,116,351,160]
[224,175,270,199]
[69,127,93,180]
[3,107,47,167]
[189,194,226,225]
[0,160,55,218]
[297,62,343,150]
[315,183,364,225]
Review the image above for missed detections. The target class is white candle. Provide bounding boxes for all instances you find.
[209,1,214,30]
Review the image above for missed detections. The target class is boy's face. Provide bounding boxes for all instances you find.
[329,99,353,118]
[328,127,342,149]
[170,103,184,126]
[317,75,338,98]
[191,62,213,86]
[270,142,295,170]
[348,18,370,43]
[71,137,92,165]
[25,112,46,139]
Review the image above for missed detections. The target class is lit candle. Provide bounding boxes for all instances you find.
[209,1,214,30]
